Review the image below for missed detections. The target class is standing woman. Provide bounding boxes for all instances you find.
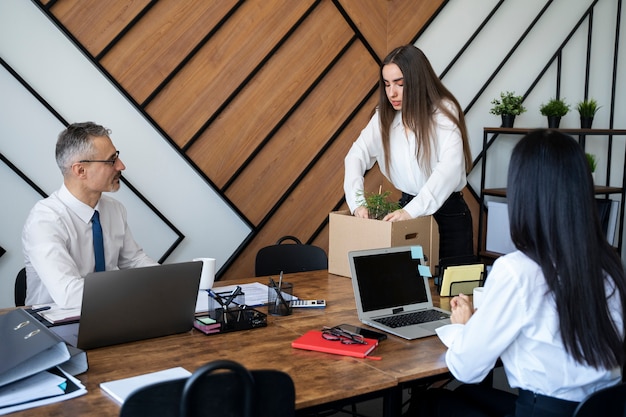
[429,130,626,417]
[344,44,473,259]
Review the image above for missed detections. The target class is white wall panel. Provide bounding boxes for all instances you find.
[0,1,251,308]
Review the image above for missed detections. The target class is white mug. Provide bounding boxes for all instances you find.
[192,258,216,290]
[473,286,485,310]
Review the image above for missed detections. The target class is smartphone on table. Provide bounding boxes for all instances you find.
[337,323,387,341]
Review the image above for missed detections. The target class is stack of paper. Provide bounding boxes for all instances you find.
[0,367,86,415]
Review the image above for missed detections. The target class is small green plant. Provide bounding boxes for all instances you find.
[356,189,401,220]
[539,98,570,117]
[576,99,600,118]
[489,91,526,116]
[586,153,597,173]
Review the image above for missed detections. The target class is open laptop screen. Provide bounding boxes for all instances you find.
[352,250,428,312]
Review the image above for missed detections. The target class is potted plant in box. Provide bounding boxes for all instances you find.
[539,98,570,128]
[490,91,526,128]
[577,99,600,129]
[356,188,401,220]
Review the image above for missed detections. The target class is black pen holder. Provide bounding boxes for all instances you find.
[200,290,267,335]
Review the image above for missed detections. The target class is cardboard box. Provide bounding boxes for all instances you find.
[328,210,439,277]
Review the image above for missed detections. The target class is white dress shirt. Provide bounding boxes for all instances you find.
[22,184,158,308]
[343,104,467,218]
[436,250,623,402]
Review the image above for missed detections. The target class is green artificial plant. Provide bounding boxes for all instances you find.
[357,187,401,220]
[539,98,570,117]
[489,91,527,116]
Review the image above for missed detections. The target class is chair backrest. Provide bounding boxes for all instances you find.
[255,235,328,276]
[120,360,295,417]
[14,268,26,307]
[572,382,626,417]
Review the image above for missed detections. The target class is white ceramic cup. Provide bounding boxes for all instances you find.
[192,258,216,290]
[472,286,485,310]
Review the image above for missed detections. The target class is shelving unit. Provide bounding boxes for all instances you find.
[478,127,626,261]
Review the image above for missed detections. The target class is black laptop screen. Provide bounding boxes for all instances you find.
[353,250,429,312]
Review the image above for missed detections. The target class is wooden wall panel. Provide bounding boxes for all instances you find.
[38,0,455,281]
[387,0,445,50]
[188,1,354,188]
[336,1,387,59]
[226,43,379,224]
[101,1,239,104]
[49,0,150,56]
[145,0,316,146]
[221,95,379,280]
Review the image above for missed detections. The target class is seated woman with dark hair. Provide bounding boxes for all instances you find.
[420,129,626,417]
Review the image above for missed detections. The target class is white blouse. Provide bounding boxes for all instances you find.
[343,105,467,218]
[436,250,623,402]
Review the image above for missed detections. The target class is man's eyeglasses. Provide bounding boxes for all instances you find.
[321,326,366,345]
[79,150,120,166]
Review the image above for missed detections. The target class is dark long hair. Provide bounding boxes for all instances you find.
[508,129,626,369]
[378,45,471,175]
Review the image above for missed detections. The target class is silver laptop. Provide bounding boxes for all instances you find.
[55,261,202,350]
[349,246,450,340]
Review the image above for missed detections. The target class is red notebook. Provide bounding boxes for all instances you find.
[291,330,379,358]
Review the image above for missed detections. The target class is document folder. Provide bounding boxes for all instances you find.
[439,264,485,297]
[0,309,71,387]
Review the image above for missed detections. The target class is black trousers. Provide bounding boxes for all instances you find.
[400,191,474,260]
[411,384,579,417]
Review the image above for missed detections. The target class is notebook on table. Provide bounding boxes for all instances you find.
[348,246,450,340]
[291,330,378,359]
[53,261,202,350]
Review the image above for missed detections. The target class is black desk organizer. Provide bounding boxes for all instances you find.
[194,287,267,335]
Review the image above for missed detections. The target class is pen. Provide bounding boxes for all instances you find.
[278,271,283,292]
[269,277,289,313]
[223,286,243,309]
[29,306,51,314]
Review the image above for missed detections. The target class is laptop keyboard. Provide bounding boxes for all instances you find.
[374,309,450,328]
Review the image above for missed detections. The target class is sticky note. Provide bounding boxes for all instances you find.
[418,265,432,277]
[410,246,424,259]
[197,316,217,325]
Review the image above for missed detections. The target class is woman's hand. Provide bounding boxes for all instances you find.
[450,293,474,324]
[354,206,369,219]
[383,209,411,222]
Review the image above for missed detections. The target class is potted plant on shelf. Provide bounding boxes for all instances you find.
[539,98,570,128]
[586,153,597,183]
[490,91,526,128]
[356,187,400,220]
[577,99,600,129]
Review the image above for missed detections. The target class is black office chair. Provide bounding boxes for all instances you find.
[255,235,328,277]
[572,382,626,417]
[14,267,27,307]
[120,360,295,417]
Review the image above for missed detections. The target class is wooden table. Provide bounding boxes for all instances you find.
[4,271,450,416]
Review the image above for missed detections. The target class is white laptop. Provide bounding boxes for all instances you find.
[349,246,450,340]
[53,261,202,350]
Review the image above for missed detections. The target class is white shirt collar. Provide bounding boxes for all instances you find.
[58,184,100,224]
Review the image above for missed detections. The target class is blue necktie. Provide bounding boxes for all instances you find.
[92,210,105,272]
